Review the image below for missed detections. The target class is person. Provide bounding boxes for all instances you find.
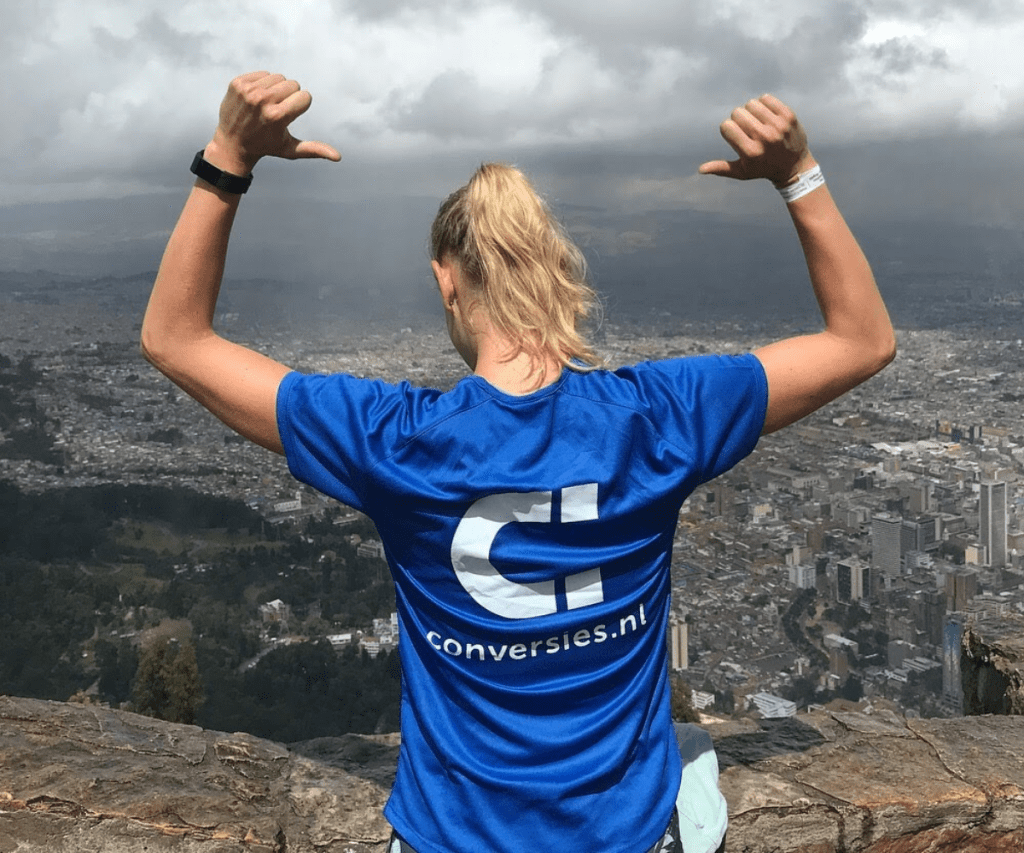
[141,72,895,853]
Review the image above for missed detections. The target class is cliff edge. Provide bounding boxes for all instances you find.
[2,694,1023,852]
[0,695,393,853]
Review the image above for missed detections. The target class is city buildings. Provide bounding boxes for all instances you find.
[669,615,689,671]
[837,558,870,602]
[979,480,1007,568]
[872,514,903,591]
[2,296,1023,723]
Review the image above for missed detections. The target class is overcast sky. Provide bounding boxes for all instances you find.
[3,0,1023,287]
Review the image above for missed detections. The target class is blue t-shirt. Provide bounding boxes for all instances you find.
[277,354,767,853]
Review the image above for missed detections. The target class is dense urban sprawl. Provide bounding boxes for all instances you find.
[2,294,1022,721]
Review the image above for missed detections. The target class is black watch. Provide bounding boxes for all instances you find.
[190,150,253,194]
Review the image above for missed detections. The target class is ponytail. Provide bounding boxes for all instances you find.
[430,164,601,378]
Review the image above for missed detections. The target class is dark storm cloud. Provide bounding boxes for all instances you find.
[513,1,870,95]
[691,7,869,102]
[3,0,1024,283]
[333,1,919,159]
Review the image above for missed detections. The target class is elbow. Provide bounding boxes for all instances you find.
[139,322,167,373]
[139,329,156,368]
[877,325,897,371]
[861,327,897,382]
[139,319,193,382]
[838,325,896,391]
[881,330,897,369]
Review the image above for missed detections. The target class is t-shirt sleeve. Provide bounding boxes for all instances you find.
[625,352,767,484]
[275,370,409,513]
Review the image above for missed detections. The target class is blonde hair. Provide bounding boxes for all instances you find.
[430,163,602,378]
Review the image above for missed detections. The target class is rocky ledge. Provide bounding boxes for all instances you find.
[0,695,392,853]
[963,618,1024,716]
[2,695,1024,852]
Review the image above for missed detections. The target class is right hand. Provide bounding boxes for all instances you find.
[698,94,814,187]
[203,71,341,176]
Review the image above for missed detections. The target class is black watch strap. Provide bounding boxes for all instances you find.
[190,150,253,194]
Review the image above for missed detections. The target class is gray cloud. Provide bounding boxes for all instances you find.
[338,0,477,22]
[2,0,1024,288]
[868,37,949,77]
[869,0,1023,21]
[0,0,57,51]
[352,1,888,158]
[390,70,511,140]
[92,11,211,66]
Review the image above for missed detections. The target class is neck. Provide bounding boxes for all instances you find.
[473,337,561,396]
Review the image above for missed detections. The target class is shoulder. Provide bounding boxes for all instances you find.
[275,372,486,508]
[563,353,765,405]
[277,371,490,442]
[279,371,441,409]
[564,354,766,479]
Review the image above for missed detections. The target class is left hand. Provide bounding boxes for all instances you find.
[204,71,341,175]
[698,94,814,187]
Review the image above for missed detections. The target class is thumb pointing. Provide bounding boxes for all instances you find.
[698,159,737,178]
[289,137,342,162]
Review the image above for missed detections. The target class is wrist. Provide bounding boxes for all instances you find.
[772,152,817,189]
[776,163,825,204]
[203,135,259,178]
[191,138,255,196]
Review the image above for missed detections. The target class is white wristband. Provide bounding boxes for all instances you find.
[776,165,825,203]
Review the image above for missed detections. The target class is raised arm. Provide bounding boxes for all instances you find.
[140,72,340,453]
[699,95,895,434]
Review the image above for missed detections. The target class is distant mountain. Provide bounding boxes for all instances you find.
[2,192,1021,333]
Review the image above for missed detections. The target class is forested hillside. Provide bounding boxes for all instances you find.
[0,481,401,740]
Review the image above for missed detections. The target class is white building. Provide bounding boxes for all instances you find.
[788,564,816,589]
[692,691,715,710]
[748,692,797,718]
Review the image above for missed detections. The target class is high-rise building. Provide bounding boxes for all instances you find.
[945,569,978,613]
[979,480,1007,568]
[941,614,966,716]
[872,513,903,589]
[902,515,940,553]
[907,481,933,514]
[837,558,869,602]
[668,615,688,671]
[788,564,816,590]
[907,588,945,647]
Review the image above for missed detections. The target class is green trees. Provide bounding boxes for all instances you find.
[229,642,402,742]
[0,557,94,700]
[95,638,138,705]
[670,674,701,724]
[0,479,400,739]
[131,637,203,725]
[782,588,828,669]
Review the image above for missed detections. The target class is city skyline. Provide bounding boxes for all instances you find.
[0,0,1023,728]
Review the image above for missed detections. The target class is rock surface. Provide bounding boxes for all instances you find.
[3,695,1024,852]
[963,615,1024,716]
[713,712,1024,852]
[0,696,394,852]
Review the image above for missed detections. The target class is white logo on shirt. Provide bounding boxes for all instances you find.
[450,484,604,619]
